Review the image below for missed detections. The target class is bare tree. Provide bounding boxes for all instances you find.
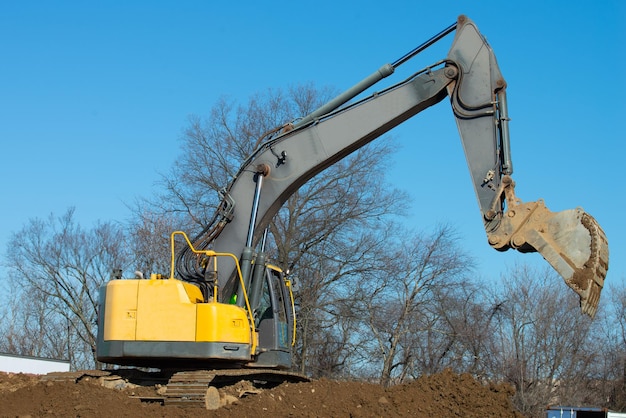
[4,208,131,368]
[291,229,391,378]
[126,208,179,278]
[152,84,339,228]
[350,224,473,387]
[615,284,626,409]
[0,284,67,360]
[429,280,496,378]
[590,283,626,411]
[489,264,598,417]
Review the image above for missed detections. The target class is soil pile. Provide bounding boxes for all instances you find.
[0,368,525,417]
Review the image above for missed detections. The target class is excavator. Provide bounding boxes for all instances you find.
[96,15,609,407]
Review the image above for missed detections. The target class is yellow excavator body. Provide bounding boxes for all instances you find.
[102,278,252,344]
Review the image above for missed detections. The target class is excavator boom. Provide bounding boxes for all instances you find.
[177,16,608,317]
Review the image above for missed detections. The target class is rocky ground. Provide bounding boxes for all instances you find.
[0,368,525,417]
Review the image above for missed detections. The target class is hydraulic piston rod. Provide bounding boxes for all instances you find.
[294,21,457,129]
[392,21,457,68]
[246,171,265,247]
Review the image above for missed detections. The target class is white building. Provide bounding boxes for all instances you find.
[0,352,70,374]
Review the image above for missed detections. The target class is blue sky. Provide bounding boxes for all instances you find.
[1,2,624,295]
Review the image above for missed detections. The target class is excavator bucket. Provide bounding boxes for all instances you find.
[487,182,609,317]
[519,204,607,317]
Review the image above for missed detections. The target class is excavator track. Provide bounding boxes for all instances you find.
[164,369,310,409]
[41,368,309,409]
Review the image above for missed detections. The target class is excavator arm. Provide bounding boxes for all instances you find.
[178,16,608,317]
[447,17,608,316]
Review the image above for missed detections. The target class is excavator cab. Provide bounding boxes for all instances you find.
[253,266,295,366]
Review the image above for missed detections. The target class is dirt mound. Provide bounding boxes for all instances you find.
[0,369,525,417]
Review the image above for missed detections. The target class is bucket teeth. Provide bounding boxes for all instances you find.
[564,212,608,317]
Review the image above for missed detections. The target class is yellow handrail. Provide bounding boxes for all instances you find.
[284,278,297,347]
[169,231,257,353]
